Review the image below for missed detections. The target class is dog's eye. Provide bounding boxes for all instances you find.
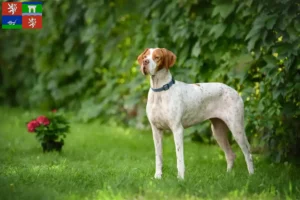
[155,57,160,59]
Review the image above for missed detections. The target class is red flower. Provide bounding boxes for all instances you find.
[27,120,40,132]
[36,116,50,126]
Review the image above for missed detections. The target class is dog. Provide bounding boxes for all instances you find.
[137,48,254,179]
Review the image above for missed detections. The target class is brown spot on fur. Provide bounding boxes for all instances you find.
[153,48,176,70]
[194,83,200,87]
[137,48,150,66]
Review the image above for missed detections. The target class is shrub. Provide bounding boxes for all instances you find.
[26,111,70,152]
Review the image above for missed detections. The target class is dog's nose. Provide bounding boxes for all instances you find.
[143,59,149,65]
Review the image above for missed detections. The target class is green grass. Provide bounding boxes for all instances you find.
[0,107,299,200]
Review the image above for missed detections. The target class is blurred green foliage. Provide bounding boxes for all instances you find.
[0,0,299,161]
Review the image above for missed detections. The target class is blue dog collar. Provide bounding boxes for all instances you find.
[151,77,175,92]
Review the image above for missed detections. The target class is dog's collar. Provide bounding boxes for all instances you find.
[151,77,175,92]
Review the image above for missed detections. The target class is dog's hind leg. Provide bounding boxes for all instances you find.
[225,106,254,174]
[210,118,236,172]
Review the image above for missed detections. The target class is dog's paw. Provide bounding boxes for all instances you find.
[177,173,184,180]
[154,173,162,179]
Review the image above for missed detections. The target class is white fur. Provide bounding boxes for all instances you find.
[145,48,157,75]
[141,48,254,179]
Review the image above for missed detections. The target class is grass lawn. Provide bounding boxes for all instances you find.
[0,107,299,200]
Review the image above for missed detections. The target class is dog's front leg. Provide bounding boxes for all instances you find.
[172,125,185,179]
[151,125,163,179]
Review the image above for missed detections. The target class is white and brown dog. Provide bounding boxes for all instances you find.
[137,48,254,179]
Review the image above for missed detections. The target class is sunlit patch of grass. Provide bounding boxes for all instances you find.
[0,107,299,199]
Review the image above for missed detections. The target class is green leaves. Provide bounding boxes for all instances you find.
[212,3,235,19]
[246,26,261,41]
[209,23,227,39]
[191,41,201,57]
[31,113,70,143]
[247,33,260,52]
[265,16,277,30]
[263,55,277,66]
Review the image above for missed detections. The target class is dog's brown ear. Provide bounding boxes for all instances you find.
[161,48,176,68]
[137,48,149,66]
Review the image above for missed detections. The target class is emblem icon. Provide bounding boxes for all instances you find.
[2,2,42,29]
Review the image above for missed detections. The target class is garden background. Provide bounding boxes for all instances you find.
[0,0,299,199]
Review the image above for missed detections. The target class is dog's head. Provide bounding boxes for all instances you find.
[137,48,176,75]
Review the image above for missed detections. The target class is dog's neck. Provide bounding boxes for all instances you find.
[150,68,172,89]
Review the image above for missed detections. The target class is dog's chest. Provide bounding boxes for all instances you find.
[146,93,173,129]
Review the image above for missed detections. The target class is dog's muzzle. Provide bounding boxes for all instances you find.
[141,65,148,75]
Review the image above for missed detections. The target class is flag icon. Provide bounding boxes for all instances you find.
[2,2,22,29]
[2,16,22,29]
[22,2,42,29]
[22,2,43,16]
[2,2,22,16]
[2,2,42,29]
[22,16,42,29]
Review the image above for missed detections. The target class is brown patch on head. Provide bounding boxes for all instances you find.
[137,48,150,66]
[153,48,176,70]
[152,49,164,69]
